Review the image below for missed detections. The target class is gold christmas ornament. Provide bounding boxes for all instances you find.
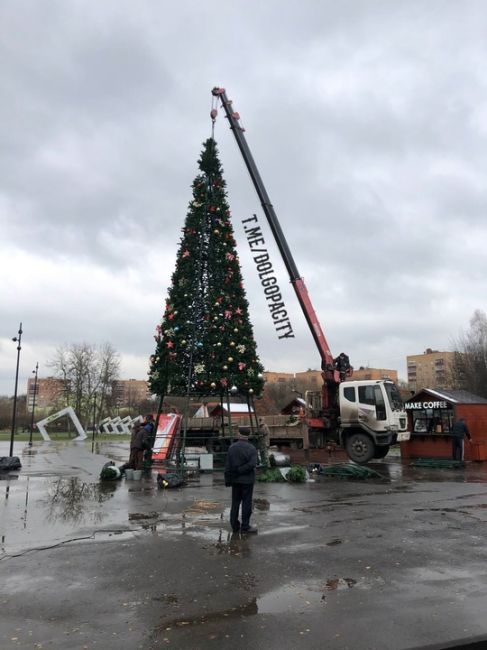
[227,357,233,362]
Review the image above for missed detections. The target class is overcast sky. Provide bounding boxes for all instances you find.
[1,0,487,396]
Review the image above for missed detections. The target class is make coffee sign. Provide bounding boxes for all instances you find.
[405,401,448,410]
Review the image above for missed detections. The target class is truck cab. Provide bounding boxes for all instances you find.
[339,379,409,463]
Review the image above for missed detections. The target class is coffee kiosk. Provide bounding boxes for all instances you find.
[400,388,487,461]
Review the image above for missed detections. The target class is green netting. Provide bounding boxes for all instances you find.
[319,463,384,479]
[410,458,464,469]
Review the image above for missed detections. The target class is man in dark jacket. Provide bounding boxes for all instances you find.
[451,417,471,461]
[143,414,156,465]
[225,430,258,534]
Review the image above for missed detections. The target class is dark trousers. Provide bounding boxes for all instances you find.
[144,436,156,464]
[452,437,464,461]
[230,483,254,531]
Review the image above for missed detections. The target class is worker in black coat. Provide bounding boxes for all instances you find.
[451,417,472,461]
[225,430,258,534]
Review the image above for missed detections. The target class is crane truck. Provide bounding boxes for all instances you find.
[211,87,409,464]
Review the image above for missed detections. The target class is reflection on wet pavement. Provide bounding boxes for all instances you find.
[2,438,487,561]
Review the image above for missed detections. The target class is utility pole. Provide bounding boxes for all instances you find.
[10,322,23,458]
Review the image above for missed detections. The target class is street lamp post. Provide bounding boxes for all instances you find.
[9,322,23,458]
[28,362,39,447]
[91,395,97,453]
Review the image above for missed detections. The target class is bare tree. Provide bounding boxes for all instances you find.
[48,343,120,426]
[450,310,487,398]
[95,343,120,417]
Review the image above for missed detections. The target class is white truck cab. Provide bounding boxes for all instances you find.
[339,380,410,463]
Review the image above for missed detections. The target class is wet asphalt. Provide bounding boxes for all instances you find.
[2,440,487,650]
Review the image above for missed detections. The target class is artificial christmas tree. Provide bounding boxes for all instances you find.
[149,138,264,401]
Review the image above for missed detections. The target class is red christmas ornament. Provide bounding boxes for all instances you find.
[182,249,190,258]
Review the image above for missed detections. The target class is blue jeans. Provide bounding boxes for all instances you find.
[230,483,254,531]
[452,437,464,461]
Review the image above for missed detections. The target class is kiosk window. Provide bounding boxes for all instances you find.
[412,408,454,434]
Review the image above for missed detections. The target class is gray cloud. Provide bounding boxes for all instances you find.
[1,0,487,395]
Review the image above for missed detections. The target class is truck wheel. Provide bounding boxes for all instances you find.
[374,446,390,459]
[345,433,375,464]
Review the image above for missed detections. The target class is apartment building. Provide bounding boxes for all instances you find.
[407,349,455,392]
[352,367,398,382]
[26,377,68,412]
[111,379,151,406]
[263,371,295,385]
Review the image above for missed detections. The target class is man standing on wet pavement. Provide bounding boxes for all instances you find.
[451,417,472,461]
[225,429,258,534]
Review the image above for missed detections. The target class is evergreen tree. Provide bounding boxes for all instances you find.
[149,138,264,399]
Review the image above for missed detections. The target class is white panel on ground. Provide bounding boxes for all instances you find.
[36,407,87,442]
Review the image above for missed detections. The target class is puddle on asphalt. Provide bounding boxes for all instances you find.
[155,576,363,635]
[43,477,121,524]
[257,576,384,614]
[257,576,363,612]
[257,582,324,613]
[92,529,137,542]
[154,599,259,633]
[154,583,326,633]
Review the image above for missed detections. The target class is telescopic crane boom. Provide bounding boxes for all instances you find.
[211,87,409,464]
[211,87,350,410]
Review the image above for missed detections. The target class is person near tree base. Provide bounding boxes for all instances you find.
[129,423,148,470]
[143,414,156,465]
[451,417,471,461]
[258,417,270,448]
[225,430,258,534]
